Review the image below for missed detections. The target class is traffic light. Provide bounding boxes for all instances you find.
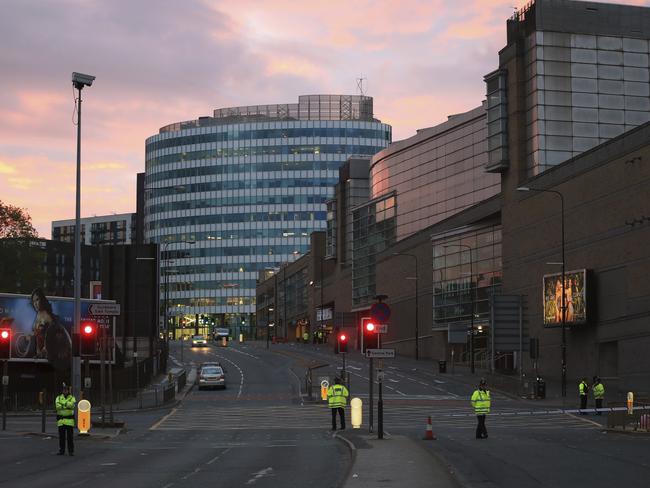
[80,321,98,356]
[338,332,348,353]
[361,317,377,353]
[0,328,11,360]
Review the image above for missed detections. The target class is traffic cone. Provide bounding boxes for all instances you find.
[423,416,436,440]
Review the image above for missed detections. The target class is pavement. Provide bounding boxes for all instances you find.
[337,430,459,488]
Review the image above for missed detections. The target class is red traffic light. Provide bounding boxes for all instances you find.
[0,330,9,340]
[83,324,94,335]
[365,322,375,332]
[339,333,347,342]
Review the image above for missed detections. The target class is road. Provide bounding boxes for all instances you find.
[1,339,649,488]
[0,341,348,488]
[273,341,650,488]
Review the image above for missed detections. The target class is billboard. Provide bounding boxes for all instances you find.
[543,269,587,327]
[0,290,116,369]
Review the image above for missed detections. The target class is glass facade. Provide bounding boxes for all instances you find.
[352,194,397,309]
[52,214,135,246]
[432,225,502,341]
[145,95,390,335]
[521,31,650,176]
[369,105,500,241]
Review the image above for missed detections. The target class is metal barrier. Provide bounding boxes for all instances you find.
[607,401,650,431]
[305,363,329,400]
[177,370,187,392]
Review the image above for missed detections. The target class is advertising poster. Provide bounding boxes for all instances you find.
[542,270,587,327]
[0,289,116,369]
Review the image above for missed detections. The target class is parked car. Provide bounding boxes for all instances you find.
[191,335,207,347]
[197,365,226,390]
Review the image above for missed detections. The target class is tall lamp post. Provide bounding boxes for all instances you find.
[266,306,274,349]
[392,253,419,360]
[71,72,95,400]
[443,244,475,374]
[517,186,566,398]
[161,240,195,363]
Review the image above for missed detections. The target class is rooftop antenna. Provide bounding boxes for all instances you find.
[356,76,366,96]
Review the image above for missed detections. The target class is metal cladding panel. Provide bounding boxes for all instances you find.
[491,294,527,352]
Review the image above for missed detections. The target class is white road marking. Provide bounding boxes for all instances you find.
[181,467,201,480]
[206,447,232,464]
[347,365,362,371]
[246,467,274,485]
[210,352,244,399]
[150,407,178,430]
[418,381,429,386]
[227,346,260,360]
[395,390,408,396]
[100,463,117,466]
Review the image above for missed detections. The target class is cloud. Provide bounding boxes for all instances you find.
[3,0,650,238]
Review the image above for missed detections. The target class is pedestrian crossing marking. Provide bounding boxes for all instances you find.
[150,403,600,432]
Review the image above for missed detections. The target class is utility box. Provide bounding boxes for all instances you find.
[438,360,447,374]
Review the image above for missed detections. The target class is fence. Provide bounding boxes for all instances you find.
[607,401,650,431]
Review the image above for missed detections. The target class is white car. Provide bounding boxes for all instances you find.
[197,365,226,390]
[191,335,207,347]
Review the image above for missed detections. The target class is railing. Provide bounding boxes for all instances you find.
[607,402,650,431]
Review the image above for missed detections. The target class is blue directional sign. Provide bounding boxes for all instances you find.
[370,302,391,323]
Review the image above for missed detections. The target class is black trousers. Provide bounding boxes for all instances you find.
[595,398,603,415]
[58,425,74,454]
[580,394,588,412]
[331,407,345,430]
[476,415,487,439]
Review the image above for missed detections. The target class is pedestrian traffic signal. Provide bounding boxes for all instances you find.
[338,333,348,353]
[361,317,378,353]
[0,328,11,359]
[365,322,375,332]
[80,321,98,356]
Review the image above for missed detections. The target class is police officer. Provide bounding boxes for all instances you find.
[592,377,605,415]
[55,382,76,456]
[327,377,349,431]
[579,377,589,414]
[471,378,491,439]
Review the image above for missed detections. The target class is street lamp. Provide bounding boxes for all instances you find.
[517,186,567,398]
[392,253,419,360]
[266,306,274,349]
[443,244,475,374]
[71,72,95,400]
[161,240,195,364]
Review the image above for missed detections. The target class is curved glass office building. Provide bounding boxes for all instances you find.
[145,95,390,339]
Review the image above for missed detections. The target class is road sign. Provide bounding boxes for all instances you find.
[370,302,391,323]
[89,303,120,316]
[365,348,395,358]
[377,324,388,334]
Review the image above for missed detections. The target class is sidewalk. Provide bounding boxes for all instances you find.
[337,430,459,488]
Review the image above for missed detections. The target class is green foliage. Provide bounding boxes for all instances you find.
[0,200,38,239]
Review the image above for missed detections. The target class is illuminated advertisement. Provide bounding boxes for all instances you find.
[0,290,116,369]
[542,270,587,327]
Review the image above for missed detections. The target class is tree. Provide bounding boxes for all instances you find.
[0,200,38,238]
[0,201,45,293]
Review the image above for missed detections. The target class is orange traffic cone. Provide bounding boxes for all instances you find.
[423,416,436,440]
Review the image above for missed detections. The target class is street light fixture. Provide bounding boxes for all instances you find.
[443,244,475,374]
[161,240,195,364]
[71,71,95,400]
[392,253,419,360]
[517,186,567,397]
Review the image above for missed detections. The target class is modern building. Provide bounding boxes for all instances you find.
[52,213,137,246]
[352,104,500,310]
[0,238,101,297]
[145,95,391,339]
[485,0,650,177]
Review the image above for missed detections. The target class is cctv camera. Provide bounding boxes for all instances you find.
[72,72,96,87]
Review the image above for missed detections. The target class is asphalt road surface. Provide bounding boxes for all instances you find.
[0,341,349,488]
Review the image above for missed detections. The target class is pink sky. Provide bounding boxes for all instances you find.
[1,0,648,237]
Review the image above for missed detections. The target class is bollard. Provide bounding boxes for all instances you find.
[40,390,46,434]
[627,392,634,415]
[320,380,329,401]
[351,398,362,429]
[239,333,244,343]
[77,399,92,435]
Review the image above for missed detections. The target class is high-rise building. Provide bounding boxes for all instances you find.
[485,0,650,177]
[144,95,391,338]
[52,213,136,246]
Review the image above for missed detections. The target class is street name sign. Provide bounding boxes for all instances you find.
[365,348,395,358]
[89,303,121,316]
